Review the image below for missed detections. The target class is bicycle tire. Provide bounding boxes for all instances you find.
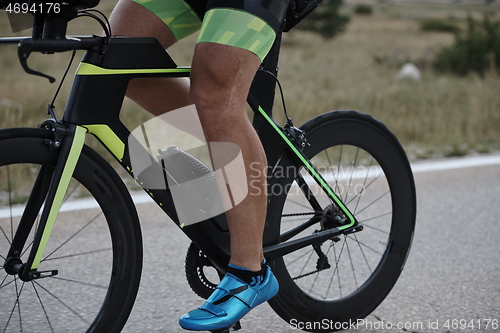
[267,110,416,332]
[0,127,143,333]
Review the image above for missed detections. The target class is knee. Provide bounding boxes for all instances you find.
[189,68,236,113]
[189,79,239,131]
[189,89,248,142]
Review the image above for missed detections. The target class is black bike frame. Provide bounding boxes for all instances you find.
[2,31,358,277]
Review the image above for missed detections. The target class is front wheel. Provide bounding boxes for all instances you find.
[267,111,416,331]
[0,128,143,333]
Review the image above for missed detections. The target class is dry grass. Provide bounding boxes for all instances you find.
[1,1,500,162]
[274,2,500,159]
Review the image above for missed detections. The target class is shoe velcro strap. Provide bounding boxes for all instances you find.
[200,301,227,317]
[216,274,259,308]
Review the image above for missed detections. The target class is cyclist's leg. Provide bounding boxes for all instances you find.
[190,1,285,273]
[178,5,286,331]
[191,42,266,272]
[108,0,192,114]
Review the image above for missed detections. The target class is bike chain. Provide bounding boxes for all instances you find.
[293,267,330,280]
[282,212,319,217]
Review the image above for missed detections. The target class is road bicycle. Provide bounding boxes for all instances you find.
[0,1,416,332]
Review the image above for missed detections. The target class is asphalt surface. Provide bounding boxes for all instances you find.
[119,157,500,333]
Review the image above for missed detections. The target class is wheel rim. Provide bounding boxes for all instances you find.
[280,144,393,301]
[0,162,114,332]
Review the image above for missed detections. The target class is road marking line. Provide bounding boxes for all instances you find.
[1,155,499,218]
[411,155,500,174]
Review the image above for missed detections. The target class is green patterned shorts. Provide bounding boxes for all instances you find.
[131,0,287,60]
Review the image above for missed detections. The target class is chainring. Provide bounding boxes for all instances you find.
[184,242,223,300]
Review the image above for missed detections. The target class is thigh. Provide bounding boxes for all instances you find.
[109,0,201,48]
[190,0,290,105]
[190,42,261,116]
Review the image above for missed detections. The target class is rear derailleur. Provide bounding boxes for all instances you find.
[295,204,363,280]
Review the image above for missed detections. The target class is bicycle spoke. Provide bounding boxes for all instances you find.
[307,240,334,297]
[3,277,24,333]
[334,145,343,197]
[345,234,384,257]
[0,225,11,247]
[20,240,34,258]
[326,240,345,299]
[42,211,103,262]
[357,211,392,225]
[345,166,384,208]
[50,276,108,290]
[351,156,374,214]
[16,279,24,331]
[295,175,323,212]
[297,247,315,278]
[359,221,391,235]
[352,233,374,273]
[354,190,390,216]
[288,248,315,268]
[33,280,91,325]
[0,275,16,289]
[63,181,81,204]
[345,238,358,290]
[44,247,112,262]
[0,275,16,290]
[32,282,55,333]
[285,197,315,211]
[344,147,359,203]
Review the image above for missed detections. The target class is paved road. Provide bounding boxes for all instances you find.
[119,156,500,333]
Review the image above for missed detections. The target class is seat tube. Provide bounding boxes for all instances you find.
[20,124,87,278]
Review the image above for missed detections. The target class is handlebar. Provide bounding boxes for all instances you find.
[1,0,106,82]
[17,35,104,53]
[0,35,105,82]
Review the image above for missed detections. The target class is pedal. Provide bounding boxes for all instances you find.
[210,320,241,333]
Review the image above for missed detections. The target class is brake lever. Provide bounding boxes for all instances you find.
[18,40,56,83]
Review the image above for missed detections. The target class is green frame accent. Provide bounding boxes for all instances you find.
[31,126,87,269]
[84,124,125,161]
[256,106,356,230]
[76,62,191,76]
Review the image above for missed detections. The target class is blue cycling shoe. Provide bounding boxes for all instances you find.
[179,265,279,331]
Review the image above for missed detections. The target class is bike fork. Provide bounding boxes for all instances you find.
[3,123,86,281]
